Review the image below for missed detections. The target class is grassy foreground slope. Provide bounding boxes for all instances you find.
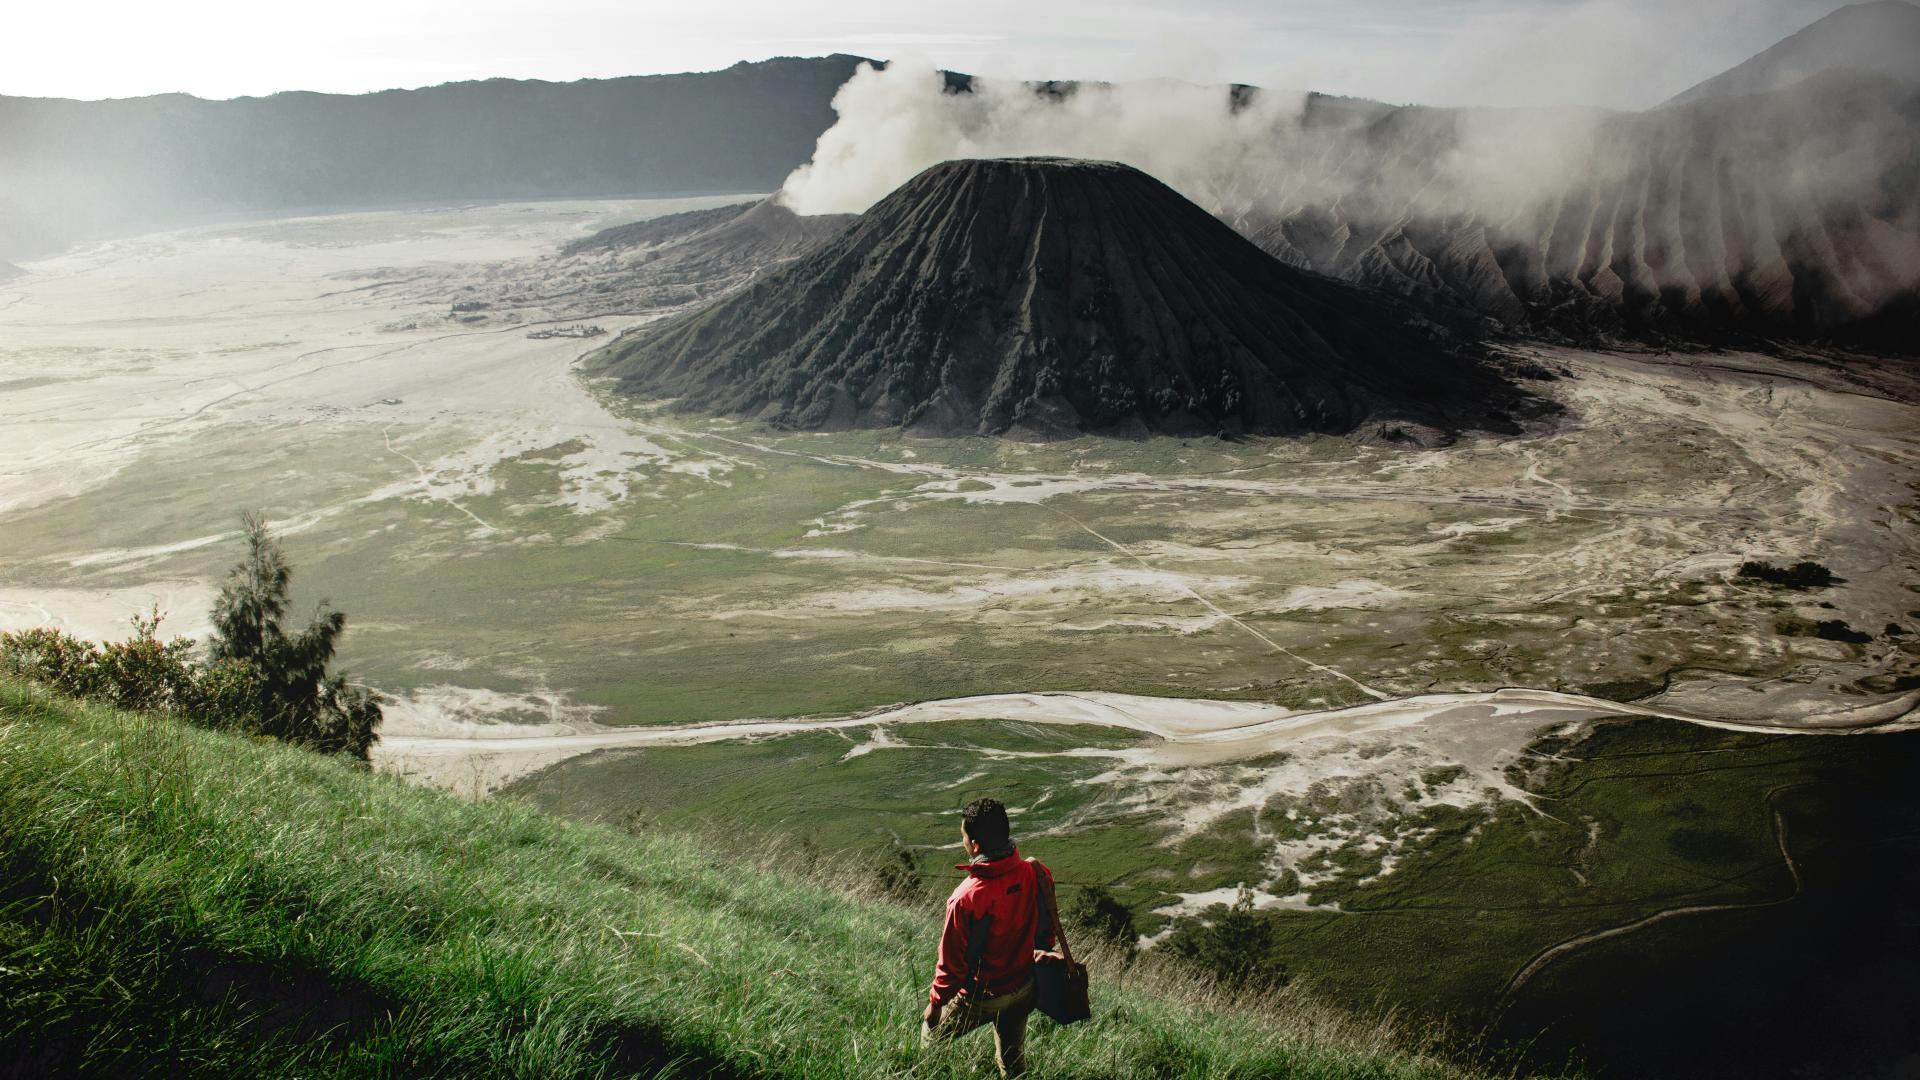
[0,679,1496,1080]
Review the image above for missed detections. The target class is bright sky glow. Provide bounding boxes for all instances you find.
[3,0,1863,109]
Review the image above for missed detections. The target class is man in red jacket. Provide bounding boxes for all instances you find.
[922,797,1060,1078]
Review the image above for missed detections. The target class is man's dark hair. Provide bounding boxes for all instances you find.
[962,797,1012,848]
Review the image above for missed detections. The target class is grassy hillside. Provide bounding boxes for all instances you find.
[509,708,1920,1078]
[0,677,1504,1079]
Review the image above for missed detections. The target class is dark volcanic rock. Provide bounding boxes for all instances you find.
[594,158,1541,439]
[1236,72,1920,352]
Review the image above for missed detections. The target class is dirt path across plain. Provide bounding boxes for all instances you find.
[374,686,1920,796]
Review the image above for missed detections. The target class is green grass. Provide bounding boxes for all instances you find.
[505,721,1272,934]
[1236,717,1920,1039]
[506,706,1920,1072]
[0,677,1507,1079]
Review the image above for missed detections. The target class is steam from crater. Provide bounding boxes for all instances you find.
[775,59,1613,227]
[777,57,1920,335]
[779,61,1299,219]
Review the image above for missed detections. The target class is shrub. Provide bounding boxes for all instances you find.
[1774,617,1873,644]
[94,607,199,713]
[872,844,925,902]
[0,626,104,696]
[1814,620,1873,644]
[0,609,255,726]
[0,513,381,759]
[1736,560,1841,589]
[1579,677,1665,702]
[1065,884,1139,961]
[1161,884,1290,992]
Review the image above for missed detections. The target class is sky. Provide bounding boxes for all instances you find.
[1,0,1868,109]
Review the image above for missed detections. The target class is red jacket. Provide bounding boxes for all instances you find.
[928,851,1056,1008]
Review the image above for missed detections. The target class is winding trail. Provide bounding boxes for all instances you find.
[381,424,498,535]
[375,685,1920,795]
[1498,782,1813,1004]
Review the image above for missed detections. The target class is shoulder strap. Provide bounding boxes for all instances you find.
[1028,858,1050,949]
[1027,857,1072,964]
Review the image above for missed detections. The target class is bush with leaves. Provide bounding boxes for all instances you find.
[872,843,926,902]
[94,607,200,713]
[1162,884,1291,993]
[1736,560,1842,589]
[0,609,254,723]
[0,626,105,697]
[1065,883,1139,960]
[1,513,381,759]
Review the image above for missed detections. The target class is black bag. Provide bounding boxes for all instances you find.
[1028,858,1091,1025]
[1033,955,1090,1024]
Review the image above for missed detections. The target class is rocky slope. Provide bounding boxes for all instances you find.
[561,197,855,279]
[434,196,856,320]
[1665,0,1920,106]
[1234,71,1920,349]
[593,158,1546,439]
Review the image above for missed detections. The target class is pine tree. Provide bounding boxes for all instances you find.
[209,512,381,759]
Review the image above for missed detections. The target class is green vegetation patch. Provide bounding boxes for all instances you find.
[511,710,1920,1080]
[0,680,1486,1079]
[1734,560,1841,589]
[3,410,1856,732]
[1773,616,1874,643]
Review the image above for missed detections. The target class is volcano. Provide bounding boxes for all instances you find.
[1665,0,1920,106]
[593,157,1542,439]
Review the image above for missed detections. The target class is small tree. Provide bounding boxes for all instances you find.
[873,843,925,902]
[1065,884,1139,960]
[1163,883,1290,993]
[210,512,381,759]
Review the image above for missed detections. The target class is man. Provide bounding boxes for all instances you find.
[922,797,1063,1078]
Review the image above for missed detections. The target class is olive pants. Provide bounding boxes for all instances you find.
[921,978,1037,1078]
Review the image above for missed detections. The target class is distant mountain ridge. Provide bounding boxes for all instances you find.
[0,56,868,259]
[1233,70,1920,350]
[1665,0,1920,106]
[7,8,1915,351]
[564,197,853,270]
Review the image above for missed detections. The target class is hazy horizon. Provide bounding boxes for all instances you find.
[5,0,1881,109]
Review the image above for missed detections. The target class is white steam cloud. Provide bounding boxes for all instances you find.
[776,58,1919,324]
[776,59,1609,228]
[781,61,1306,219]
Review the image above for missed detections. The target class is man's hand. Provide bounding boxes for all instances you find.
[1033,948,1064,963]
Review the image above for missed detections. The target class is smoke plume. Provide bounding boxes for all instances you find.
[777,58,1920,337]
[781,61,1309,219]
[776,59,1611,225]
